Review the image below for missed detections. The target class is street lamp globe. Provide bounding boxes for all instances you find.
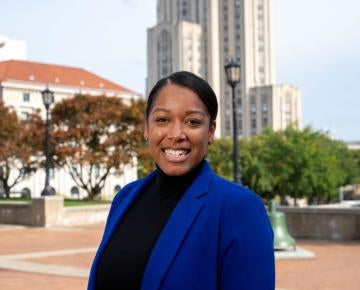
[42,87,54,108]
[225,58,241,87]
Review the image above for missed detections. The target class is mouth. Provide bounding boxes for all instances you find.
[162,148,190,161]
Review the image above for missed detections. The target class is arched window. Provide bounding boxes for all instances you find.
[114,185,121,194]
[21,187,31,198]
[70,186,80,198]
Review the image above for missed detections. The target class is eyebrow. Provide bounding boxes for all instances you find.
[152,108,206,117]
[185,110,206,117]
[152,108,170,113]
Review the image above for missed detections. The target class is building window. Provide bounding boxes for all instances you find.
[23,93,30,102]
[21,187,31,198]
[114,185,121,193]
[251,103,256,113]
[262,100,268,112]
[70,186,80,198]
[20,111,29,121]
[261,94,269,128]
[262,117,268,126]
[238,118,243,135]
[182,9,188,18]
[237,97,242,108]
[251,119,257,133]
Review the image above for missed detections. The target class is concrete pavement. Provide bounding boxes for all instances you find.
[0,223,359,290]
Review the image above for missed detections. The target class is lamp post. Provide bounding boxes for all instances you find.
[225,59,241,184]
[41,87,54,196]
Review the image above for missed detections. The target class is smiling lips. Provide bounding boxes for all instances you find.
[163,148,190,161]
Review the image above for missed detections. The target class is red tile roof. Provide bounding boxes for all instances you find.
[0,59,138,94]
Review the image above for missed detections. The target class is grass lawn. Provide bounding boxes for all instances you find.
[0,197,31,202]
[0,197,110,206]
[64,199,111,206]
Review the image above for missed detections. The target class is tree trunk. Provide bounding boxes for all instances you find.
[3,182,11,198]
[280,195,287,206]
[88,185,101,200]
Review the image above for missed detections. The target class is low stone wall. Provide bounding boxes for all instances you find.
[1,199,359,241]
[0,197,110,227]
[0,201,32,225]
[278,206,360,240]
[61,205,110,226]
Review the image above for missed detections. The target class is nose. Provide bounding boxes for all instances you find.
[167,121,186,141]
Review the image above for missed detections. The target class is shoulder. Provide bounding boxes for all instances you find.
[210,177,274,250]
[209,175,264,210]
[208,175,271,233]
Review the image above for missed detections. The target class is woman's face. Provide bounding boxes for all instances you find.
[145,84,215,176]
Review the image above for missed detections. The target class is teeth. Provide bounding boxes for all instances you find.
[164,149,188,157]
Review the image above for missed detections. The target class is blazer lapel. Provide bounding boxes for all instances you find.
[141,162,214,290]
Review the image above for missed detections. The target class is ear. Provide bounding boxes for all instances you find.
[143,120,149,140]
[208,120,216,145]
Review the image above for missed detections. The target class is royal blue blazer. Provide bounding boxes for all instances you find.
[88,161,275,290]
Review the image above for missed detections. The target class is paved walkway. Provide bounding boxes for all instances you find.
[0,223,359,290]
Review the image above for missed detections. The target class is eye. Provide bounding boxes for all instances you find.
[185,119,202,127]
[155,117,169,124]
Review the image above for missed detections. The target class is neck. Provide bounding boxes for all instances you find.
[154,160,204,195]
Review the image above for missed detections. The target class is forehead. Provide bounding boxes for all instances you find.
[151,84,207,113]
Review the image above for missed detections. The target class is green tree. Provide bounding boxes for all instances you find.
[135,141,155,178]
[206,138,233,180]
[51,95,145,199]
[307,136,357,203]
[247,127,356,205]
[240,136,274,200]
[348,149,360,184]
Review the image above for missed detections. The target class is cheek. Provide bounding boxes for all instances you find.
[149,128,166,144]
[193,132,211,150]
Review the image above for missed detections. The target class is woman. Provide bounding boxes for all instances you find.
[88,71,275,290]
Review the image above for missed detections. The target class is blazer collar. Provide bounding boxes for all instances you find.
[141,160,215,290]
[105,161,214,244]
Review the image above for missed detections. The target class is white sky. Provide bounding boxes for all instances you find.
[1,0,359,141]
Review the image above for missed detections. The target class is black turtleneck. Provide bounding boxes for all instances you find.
[95,160,204,290]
